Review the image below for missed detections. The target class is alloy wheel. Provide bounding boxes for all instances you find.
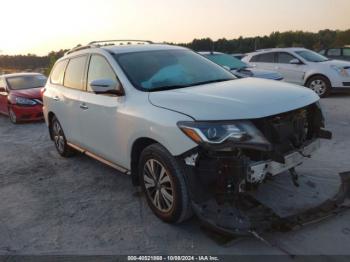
[52,120,65,154]
[9,108,17,124]
[143,159,174,212]
[309,79,327,96]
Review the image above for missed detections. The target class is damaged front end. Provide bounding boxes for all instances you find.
[178,102,349,235]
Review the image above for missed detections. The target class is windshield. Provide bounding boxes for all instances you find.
[7,75,47,90]
[295,50,329,62]
[203,53,247,70]
[114,49,235,91]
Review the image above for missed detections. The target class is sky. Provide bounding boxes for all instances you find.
[0,0,349,55]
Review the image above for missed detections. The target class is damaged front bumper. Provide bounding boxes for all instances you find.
[191,172,350,236]
[178,103,348,236]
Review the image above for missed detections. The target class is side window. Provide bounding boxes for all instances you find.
[87,55,119,92]
[343,48,350,57]
[64,56,88,90]
[251,53,275,63]
[276,52,296,64]
[327,48,341,57]
[319,50,326,55]
[50,60,68,85]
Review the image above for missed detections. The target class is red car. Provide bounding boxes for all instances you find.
[0,73,47,124]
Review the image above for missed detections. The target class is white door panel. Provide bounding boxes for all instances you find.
[78,92,125,165]
[276,64,306,85]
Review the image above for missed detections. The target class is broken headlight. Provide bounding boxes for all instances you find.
[178,121,271,151]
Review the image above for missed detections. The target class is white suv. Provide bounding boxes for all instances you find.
[43,40,331,233]
[243,48,350,97]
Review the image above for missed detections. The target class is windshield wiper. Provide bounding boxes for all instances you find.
[149,85,190,92]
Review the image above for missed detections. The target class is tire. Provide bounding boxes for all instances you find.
[139,143,192,223]
[8,107,18,124]
[50,116,75,157]
[306,75,331,98]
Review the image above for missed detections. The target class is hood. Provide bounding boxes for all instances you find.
[9,87,43,99]
[232,67,283,80]
[320,59,350,68]
[149,78,319,121]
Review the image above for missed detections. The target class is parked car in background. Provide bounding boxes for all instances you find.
[231,53,246,60]
[199,51,283,80]
[44,40,333,234]
[319,47,350,61]
[0,73,47,123]
[243,48,350,97]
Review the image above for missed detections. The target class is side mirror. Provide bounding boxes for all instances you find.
[290,59,302,65]
[89,79,123,95]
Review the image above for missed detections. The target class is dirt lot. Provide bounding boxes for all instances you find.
[0,94,350,256]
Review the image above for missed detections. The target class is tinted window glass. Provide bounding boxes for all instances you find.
[51,60,68,85]
[114,50,235,91]
[276,52,295,63]
[327,48,341,56]
[295,50,328,62]
[250,53,275,63]
[87,55,118,92]
[6,75,47,90]
[343,48,350,57]
[319,50,326,55]
[203,53,247,70]
[64,56,87,90]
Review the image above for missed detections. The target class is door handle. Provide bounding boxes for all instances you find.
[80,103,88,110]
[53,96,60,101]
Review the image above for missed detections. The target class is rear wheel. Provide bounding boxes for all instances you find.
[306,75,331,98]
[8,107,18,124]
[50,116,75,157]
[139,144,192,223]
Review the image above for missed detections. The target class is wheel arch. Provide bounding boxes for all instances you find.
[130,137,163,186]
[304,73,331,87]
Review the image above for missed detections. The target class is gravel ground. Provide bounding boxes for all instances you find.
[0,94,350,256]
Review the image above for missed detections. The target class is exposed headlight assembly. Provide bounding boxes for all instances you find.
[330,65,349,77]
[15,97,37,106]
[178,121,271,151]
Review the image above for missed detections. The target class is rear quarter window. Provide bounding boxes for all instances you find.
[50,60,68,85]
[63,56,88,90]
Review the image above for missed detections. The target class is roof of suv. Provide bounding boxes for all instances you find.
[247,47,307,55]
[63,43,187,59]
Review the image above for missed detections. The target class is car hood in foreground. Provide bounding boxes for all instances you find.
[149,78,319,121]
[10,87,43,99]
[232,68,283,80]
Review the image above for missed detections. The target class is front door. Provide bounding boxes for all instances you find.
[78,54,125,166]
[275,52,306,85]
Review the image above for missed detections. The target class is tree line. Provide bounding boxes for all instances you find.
[1,29,349,74]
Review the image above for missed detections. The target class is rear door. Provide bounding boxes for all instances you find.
[0,77,8,114]
[249,52,276,71]
[57,55,88,145]
[274,52,306,85]
[78,54,125,165]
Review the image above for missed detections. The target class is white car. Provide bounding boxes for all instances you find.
[243,48,350,97]
[43,40,332,234]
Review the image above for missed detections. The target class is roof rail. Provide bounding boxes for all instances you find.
[65,40,153,55]
[88,39,153,46]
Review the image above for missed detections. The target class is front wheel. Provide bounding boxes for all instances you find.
[50,116,75,157]
[306,76,331,98]
[139,144,192,223]
[8,107,18,124]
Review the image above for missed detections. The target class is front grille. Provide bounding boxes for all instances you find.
[253,107,311,154]
[343,82,350,86]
